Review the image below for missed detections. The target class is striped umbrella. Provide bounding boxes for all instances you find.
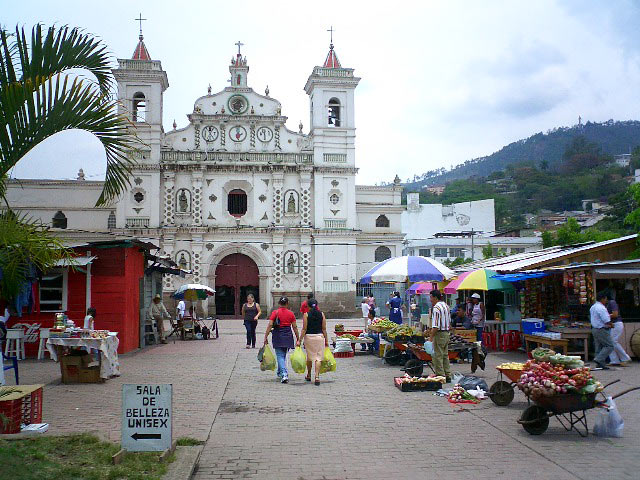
[360,256,455,284]
[443,269,514,294]
[172,284,216,301]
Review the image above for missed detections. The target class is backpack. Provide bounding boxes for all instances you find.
[201,325,210,339]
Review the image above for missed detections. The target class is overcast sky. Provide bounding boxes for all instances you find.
[5,0,640,184]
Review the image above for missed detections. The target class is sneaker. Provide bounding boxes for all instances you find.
[281,377,289,384]
[620,361,631,367]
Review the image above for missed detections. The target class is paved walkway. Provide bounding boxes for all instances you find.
[8,319,640,479]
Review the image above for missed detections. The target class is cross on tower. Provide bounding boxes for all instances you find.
[235,41,244,56]
[135,13,147,37]
[327,26,335,45]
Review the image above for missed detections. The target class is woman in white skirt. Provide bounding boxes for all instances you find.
[297,299,328,385]
[607,297,631,366]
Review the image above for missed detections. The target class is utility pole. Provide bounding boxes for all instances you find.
[471,228,475,261]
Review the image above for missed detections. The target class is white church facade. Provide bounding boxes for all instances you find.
[6,35,404,316]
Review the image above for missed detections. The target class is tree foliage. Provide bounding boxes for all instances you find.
[542,218,621,247]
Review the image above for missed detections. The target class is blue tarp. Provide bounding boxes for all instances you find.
[491,272,548,282]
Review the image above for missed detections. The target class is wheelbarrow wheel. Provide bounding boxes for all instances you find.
[404,359,424,377]
[384,348,403,366]
[489,381,514,406]
[520,405,549,435]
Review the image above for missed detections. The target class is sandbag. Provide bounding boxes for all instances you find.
[320,347,337,373]
[290,346,307,374]
[260,345,276,371]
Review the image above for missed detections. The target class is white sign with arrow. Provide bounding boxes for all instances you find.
[122,384,172,452]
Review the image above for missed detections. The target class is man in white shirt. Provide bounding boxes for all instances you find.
[429,289,452,383]
[177,299,186,320]
[590,292,614,370]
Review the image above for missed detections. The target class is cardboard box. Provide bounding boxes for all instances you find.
[77,366,101,383]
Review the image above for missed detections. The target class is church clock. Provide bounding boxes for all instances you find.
[201,125,219,142]
[256,126,273,143]
[228,94,249,114]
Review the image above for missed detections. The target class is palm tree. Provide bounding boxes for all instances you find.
[0,24,137,206]
[0,24,138,302]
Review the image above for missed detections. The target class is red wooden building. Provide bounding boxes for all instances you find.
[6,239,177,357]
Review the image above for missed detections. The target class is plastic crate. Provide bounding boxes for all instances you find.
[394,377,442,392]
[0,385,44,434]
[333,351,354,358]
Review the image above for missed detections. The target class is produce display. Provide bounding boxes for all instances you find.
[334,324,344,332]
[384,324,414,340]
[496,362,526,370]
[369,318,395,331]
[398,373,445,384]
[517,359,603,399]
[448,385,479,402]
[336,334,359,341]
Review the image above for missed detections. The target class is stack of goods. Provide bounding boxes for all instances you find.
[334,324,345,332]
[521,276,564,318]
[530,331,562,340]
[368,317,395,332]
[333,338,353,357]
[395,374,445,391]
[563,270,594,306]
[384,324,414,342]
[84,330,110,339]
[496,362,526,371]
[517,349,603,400]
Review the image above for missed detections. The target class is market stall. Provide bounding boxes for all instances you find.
[46,325,120,383]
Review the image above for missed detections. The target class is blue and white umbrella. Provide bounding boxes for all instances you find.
[360,256,455,284]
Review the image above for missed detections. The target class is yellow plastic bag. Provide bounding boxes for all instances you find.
[260,345,276,371]
[290,346,307,374]
[320,347,337,374]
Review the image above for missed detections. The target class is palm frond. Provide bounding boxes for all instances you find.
[0,24,138,206]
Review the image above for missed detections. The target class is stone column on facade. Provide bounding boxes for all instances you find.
[300,169,312,227]
[271,232,284,305]
[300,234,312,293]
[162,238,175,292]
[192,170,203,226]
[191,235,205,314]
[272,173,284,225]
[163,172,176,226]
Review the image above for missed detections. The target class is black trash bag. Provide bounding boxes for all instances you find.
[457,375,489,392]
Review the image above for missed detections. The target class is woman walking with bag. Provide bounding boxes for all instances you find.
[241,294,261,349]
[263,297,299,384]
[297,299,328,385]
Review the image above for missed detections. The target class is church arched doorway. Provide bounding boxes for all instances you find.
[214,253,259,317]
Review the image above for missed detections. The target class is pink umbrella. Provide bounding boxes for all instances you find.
[443,271,473,294]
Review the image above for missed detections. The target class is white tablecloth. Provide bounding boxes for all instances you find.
[47,335,120,379]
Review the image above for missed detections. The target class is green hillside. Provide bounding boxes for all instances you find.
[404,120,640,189]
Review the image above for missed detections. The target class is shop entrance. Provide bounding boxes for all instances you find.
[214,253,259,317]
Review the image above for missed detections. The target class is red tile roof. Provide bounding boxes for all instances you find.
[132,36,151,60]
[323,45,341,68]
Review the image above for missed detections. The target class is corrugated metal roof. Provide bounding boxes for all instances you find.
[457,234,638,273]
[54,256,96,267]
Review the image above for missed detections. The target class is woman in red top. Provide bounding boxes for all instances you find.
[263,297,300,383]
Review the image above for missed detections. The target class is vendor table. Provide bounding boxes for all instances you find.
[47,334,120,379]
[484,320,522,350]
[547,327,591,360]
[523,334,569,355]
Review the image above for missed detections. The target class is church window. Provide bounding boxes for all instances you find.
[374,246,392,263]
[328,98,341,127]
[375,215,389,227]
[107,211,116,229]
[329,193,339,205]
[237,74,241,85]
[132,92,146,122]
[52,211,67,229]
[228,189,247,217]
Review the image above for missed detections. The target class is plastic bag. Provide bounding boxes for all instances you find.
[260,345,276,371]
[594,397,624,438]
[424,341,434,355]
[334,339,353,353]
[290,346,307,374]
[451,372,465,385]
[320,347,337,373]
[456,375,489,392]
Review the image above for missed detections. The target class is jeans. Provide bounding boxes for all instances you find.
[275,347,288,378]
[609,322,631,364]
[432,331,451,379]
[592,327,614,367]
[244,320,257,347]
[476,327,484,343]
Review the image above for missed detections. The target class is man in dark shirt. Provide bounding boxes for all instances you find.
[452,307,472,329]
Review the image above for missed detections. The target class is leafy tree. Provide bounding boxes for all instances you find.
[541,231,554,248]
[482,242,493,259]
[0,25,138,302]
[540,159,549,170]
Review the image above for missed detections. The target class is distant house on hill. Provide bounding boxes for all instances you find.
[422,184,446,195]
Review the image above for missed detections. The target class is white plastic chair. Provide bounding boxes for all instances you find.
[37,328,50,360]
[5,328,26,360]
